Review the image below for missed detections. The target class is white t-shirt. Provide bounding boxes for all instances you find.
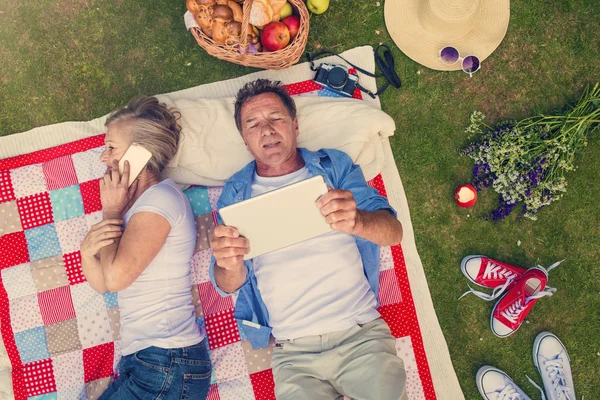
[251,168,379,340]
[119,179,204,355]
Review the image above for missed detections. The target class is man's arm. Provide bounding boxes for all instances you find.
[210,225,250,293]
[318,188,403,246]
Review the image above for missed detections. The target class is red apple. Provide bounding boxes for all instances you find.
[281,15,300,40]
[261,22,290,52]
[454,184,477,208]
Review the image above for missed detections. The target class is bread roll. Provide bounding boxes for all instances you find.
[270,0,287,21]
[249,0,273,27]
[228,0,243,22]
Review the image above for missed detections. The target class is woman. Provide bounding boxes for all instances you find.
[81,96,210,400]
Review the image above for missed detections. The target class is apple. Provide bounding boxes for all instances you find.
[454,184,477,208]
[281,15,300,40]
[279,2,293,19]
[261,22,290,51]
[306,0,329,14]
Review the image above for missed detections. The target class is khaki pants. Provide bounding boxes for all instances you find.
[271,318,408,400]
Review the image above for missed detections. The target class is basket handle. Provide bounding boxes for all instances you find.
[240,0,253,51]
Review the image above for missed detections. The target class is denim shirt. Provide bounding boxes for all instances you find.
[209,148,397,349]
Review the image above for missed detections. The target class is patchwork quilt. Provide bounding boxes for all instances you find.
[1,78,437,400]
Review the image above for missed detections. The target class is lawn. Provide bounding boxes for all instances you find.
[1,0,599,397]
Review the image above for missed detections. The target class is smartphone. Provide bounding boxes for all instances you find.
[118,143,153,187]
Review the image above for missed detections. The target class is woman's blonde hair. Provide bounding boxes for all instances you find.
[105,96,182,173]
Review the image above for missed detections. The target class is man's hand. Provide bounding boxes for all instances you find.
[317,187,363,235]
[210,225,250,271]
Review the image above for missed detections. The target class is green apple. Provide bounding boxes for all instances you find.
[280,2,293,19]
[306,0,329,14]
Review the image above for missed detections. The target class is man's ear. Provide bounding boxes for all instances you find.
[293,117,299,137]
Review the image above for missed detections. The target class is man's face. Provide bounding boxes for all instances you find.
[99,121,132,171]
[240,92,299,171]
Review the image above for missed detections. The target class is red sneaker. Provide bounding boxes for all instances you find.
[491,267,557,338]
[460,256,527,301]
[461,256,526,288]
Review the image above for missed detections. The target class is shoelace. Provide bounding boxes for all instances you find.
[500,288,556,323]
[497,383,526,400]
[459,260,563,301]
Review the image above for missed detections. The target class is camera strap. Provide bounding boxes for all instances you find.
[305,44,401,99]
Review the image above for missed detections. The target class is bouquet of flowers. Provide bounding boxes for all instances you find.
[461,83,600,220]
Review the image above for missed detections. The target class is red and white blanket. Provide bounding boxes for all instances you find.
[0,46,464,400]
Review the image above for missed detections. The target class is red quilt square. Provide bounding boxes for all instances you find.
[377,302,408,338]
[0,231,29,270]
[250,369,276,400]
[22,358,56,397]
[367,174,388,197]
[17,192,54,230]
[205,309,240,350]
[64,251,86,285]
[206,384,220,400]
[80,179,102,214]
[42,155,79,191]
[38,286,76,325]
[83,342,114,383]
[198,282,234,316]
[0,170,15,203]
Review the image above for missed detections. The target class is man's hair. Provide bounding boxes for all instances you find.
[234,79,297,133]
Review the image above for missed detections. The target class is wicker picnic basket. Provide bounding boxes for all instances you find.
[190,0,310,69]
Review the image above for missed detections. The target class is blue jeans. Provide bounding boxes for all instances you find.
[99,340,211,400]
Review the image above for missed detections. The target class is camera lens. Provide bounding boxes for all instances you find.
[327,67,348,90]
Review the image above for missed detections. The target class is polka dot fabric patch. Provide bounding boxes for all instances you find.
[22,358,57,397]
[63,251,86,285]
[85,376,111,400]
[14,326,51,363]
[185,185,212,217]
[0,200,23,236]
[10,164,47,199]
[205,309,241,351]
[52,351,84,391]
[71,147,106,184]
[45,319,82,357]
[79,179,102,215]
[210,341,248,382]
[54,216,88,255]
[0,231,30,268]
[49,185,85,222]
[9,294,44,333]
[249,369,276,400]
[195,213,215,252]
[31,255,69,292]
[25,224,63,261]
[82,342,114,383]
[77,308,113,349]
[191,249,212,284]
[1,262,37,299]
[16,192,54,230]
[57,385,87,399]
[241,339,274,374]
[218,374,255,400]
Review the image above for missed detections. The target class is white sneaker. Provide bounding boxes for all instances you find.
[476,366,531,400]
[532,332,576,400]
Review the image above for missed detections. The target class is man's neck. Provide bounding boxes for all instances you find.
[256,151,305,178]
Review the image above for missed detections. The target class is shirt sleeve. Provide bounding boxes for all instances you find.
[209,181,252,297]
[326,149,397,217]
[129,183,185,227]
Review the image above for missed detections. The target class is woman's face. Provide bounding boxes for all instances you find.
[99,121,133,171]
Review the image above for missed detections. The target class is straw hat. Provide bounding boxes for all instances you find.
[384,0,510,71]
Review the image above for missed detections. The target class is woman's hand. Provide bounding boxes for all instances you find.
[81,219,124,259]
[100,159,138,216]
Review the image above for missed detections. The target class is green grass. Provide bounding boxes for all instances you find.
[1,0,599,397]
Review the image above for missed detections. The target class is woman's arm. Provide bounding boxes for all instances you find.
[99,211,171,292]
[80,218,124,294]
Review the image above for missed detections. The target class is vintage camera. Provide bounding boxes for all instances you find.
[313,63,359,97]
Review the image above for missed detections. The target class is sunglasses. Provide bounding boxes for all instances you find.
[440,46,481,77]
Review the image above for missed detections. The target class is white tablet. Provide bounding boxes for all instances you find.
[218,175,332,260]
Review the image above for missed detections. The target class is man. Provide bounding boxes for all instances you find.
[210,79,407,400]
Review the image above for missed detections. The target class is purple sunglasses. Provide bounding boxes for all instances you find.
[440,46,480,77]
